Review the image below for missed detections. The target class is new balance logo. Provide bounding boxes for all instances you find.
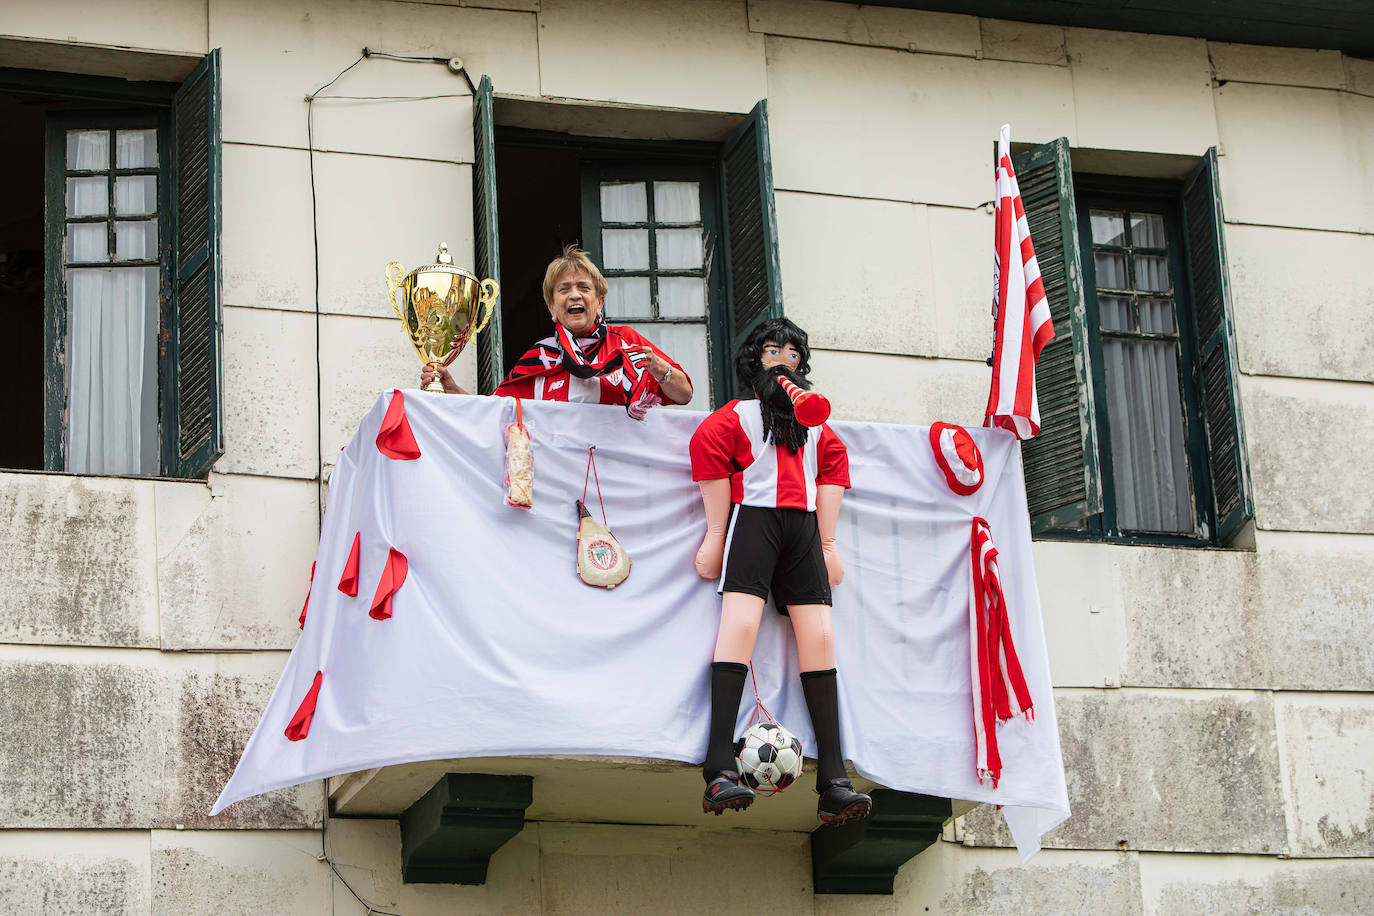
[548,378,566,392]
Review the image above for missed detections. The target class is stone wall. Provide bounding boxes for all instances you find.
[1,0,1371,912]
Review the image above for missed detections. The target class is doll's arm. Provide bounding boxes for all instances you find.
[816,483,845,586]
[695,478,732,579]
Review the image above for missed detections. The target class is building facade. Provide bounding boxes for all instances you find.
[1,0,1371,912]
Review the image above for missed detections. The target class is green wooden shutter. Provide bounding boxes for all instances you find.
[1182,149,1253,544]
[472,75,503,394]
[719,100,782,378]
[1013,138,1103,531]
[167,49,223,478]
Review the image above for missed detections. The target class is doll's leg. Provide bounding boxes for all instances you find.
[704,593,766,780]
[788,603,872,824]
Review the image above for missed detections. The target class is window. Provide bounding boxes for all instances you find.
[470,77,782,407]
[0,51,223,479]
[1017,140,1254,546]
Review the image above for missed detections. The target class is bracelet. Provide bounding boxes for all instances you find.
[658,366,674,385]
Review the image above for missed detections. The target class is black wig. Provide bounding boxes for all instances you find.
[733,317,814,453]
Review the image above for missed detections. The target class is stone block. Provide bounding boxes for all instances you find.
[979,18,1067,67]
[959,690,1285,853]
[151,830,329,914]
[315,155,474,321]
[221,143,315,313]
[1209,43,1345,90]
[748,0,980,57]
[1277,694,1374,857]
[811,351,988,428]
[0,651,166,828]
[1031,540,1128,689]
[157,474,320,651]
[0,473,159,648]
[2,0,206,55]
[538,822,812,911]
[1241,375,1374,535]
[1216,82,1371,234]
[0,830,151,916]
[538,0,766,113]
[212,0,538,152]
[928,205,997,361]
[1227,223,1374,384]
[1065,29,1216,156]
[1348,56,1374,97]
[1138,849,1374,915]
[217,305,319,479]
[169,653,322,829]
[872,841,1142,916]
[767,36,1074,208]
[775,191,937,357]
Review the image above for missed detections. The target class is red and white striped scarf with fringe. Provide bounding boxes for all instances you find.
[504,318,660,420]
[970,516,1034,787]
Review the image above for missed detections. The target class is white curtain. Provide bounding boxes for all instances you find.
[65,267,158,475]
[1102,339,1193,531]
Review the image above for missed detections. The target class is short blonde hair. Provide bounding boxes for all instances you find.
[542,245,608,305]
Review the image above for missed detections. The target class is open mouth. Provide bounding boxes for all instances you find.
[567,306,586,315]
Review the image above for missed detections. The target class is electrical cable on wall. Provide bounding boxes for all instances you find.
[303,47,475,915]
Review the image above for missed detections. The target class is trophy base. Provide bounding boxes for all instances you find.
[421,380,445,393]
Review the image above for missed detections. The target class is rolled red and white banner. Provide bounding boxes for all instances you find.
[777,376,831,427]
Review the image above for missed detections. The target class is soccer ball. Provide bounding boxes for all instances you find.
[735,722,803,792]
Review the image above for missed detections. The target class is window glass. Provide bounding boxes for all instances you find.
[604,276,652,319]
[1090,209,1124,246]
[658,277,707,318]
[115,176,157,216]
[115,129,158,169]
[600,181,647,223]
[654,181,700,222]
[603,229,649,270]
[657,227,703,269]
[115,220,159,261]
[66,130,109,170]
[66,177,108,217]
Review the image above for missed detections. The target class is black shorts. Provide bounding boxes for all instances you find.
[719,504,831,611]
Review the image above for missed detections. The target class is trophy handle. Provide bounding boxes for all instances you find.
[384,262,407,323]
[474,279,500,334]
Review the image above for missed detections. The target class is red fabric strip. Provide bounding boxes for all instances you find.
[338,532,361,597]
[298,562,316,630]
[376,389,421,460]
[369,547,409,621]
[284,670,323,742]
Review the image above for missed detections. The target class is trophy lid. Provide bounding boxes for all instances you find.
[405,242,476,284]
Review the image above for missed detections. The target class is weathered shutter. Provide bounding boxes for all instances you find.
[472,75,503,394]
[719,100,783,374]
[1182,148,1253,544]
[168,49,223,477]
[1013,138,1103,531]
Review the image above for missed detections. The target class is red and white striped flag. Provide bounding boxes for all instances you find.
[970,517,1034,787]
[985,124,1055,439]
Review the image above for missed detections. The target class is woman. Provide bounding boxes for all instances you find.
[423,247,692,417]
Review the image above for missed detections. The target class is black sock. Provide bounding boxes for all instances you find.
[801,668,846,790]
[704,661,749,782]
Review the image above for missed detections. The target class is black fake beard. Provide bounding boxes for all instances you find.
[750,366,810,454]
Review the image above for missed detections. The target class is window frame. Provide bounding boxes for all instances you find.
[1065,176,1216,546]
[42,109,174,474]
[580,162,727,406]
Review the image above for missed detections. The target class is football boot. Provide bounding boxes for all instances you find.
[702,771,755,815]
[816,778,872,825]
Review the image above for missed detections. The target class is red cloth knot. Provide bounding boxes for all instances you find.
[298,562,316,630]
[369,547,409,621]
[284,670,323,742]
[338,532,361,597]
[376,389,421,460]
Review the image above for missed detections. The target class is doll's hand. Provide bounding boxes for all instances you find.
[821,537,844,587]
[696,533,725,579]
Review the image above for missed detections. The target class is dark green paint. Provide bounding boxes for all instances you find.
[473,75,504,395]
[399,773,533,885]
[811,790,951,895]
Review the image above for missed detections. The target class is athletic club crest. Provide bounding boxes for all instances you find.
[585,538,619,571]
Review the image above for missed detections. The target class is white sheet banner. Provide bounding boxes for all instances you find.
[213,392,1069,858]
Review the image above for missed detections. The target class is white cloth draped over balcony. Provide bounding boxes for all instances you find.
[212,393,1069,859]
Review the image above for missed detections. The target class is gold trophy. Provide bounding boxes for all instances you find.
[385,243,499,392]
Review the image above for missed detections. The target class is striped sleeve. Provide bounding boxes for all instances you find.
[816,424,850,488]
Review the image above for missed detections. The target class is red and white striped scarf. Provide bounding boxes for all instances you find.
[969,516,1034,787]
[503,318,660,419]
[984,123,1055,440]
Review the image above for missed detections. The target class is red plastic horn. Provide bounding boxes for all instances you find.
[777,376,831,427]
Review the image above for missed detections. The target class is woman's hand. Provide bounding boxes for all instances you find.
[627,346,693,405]
[420,365,467,394]
[696,533,725,579]
[821,537,844,586]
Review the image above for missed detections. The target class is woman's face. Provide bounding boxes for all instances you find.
[760,339,802,372]
[548,269,604,335]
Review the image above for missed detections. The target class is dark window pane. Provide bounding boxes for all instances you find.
[1139,297,1175,334]
[1130,212,1166,248]
[1099,294,1131,331]
[1090,209,1125,246]
[1134,253,1170,292]
[1095,251,1127,289]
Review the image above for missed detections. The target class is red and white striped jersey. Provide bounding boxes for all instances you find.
[689,399,849,510]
